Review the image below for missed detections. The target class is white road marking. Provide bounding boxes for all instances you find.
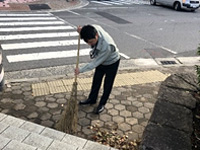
[1,40,86,50]
[0,26,74,32]
[126,32,177,54]
[7,49,91,63]
[0,14,52,17]
[119,52,130,59]
[0,17,58,21]
[91,1,112,5]
[0,32,79,40]
[0,21,65,26]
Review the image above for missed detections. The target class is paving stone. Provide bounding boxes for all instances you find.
[1,98,14,103]
[112,116,124,124]
[126,105,137,112]
[86,113,99,120]
[114,104,125,111]
[1,115,25,127]
[41,113,52,121]
[0,135,10,149]
[35,101,46,107]
[82,126,94,136]
[78,118,91,126]
[35,97,45,101]
[1,126,30,142]
[54,93,65,98]
[132,124,145,134]
[99,114,112,122]
[138,106,150,114]
[14,99,24,104]
[119,123,131,132]
[120,110,132,117]
[21,87,31,92]
[45,97,56,102]
[62,134,87,148]
[83,140,110,150]
[126,117,138,125]
[3,140,37,150]
[105,103,114,109]
[56,98,67,104]
[41,127,65,141]
[27,112,39,119]
[132,112,144,119]
[41,120,54,127]
[144,102,155,109]
[23,91,32,96]
[91,120,104,127]
[12,90,23,94]
[47,103,58,108]
[0,122,9,133]
[23,133,53,149]
[144,113,151,119]
[47,140,77,150]
[110,99,120,104]
[11,86,21,90]
[107,108,119,116]
[14,103,26,110]
[127,96,137,102]
[20,121,45,134]
[0,113,7,121]
[132,101,143,107]
[121,100,132,105]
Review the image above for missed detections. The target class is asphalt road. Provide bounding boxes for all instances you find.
[53,3,200,59]
[1,1,200,79]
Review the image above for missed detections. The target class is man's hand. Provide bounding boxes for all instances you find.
[77,25,82,33]
[75,67,80,75]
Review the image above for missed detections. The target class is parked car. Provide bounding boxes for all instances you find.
[150,0,200,11]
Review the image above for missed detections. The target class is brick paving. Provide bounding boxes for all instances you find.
[0,66,196,142]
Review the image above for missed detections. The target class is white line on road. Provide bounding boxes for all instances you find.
[0,14,52,17]
[0,17,58,21]
[0,26,74,32]
[1,40,86,50]
[125,32,177,54]
[0,32,79,40]
[6,49,91,63]
[0,21,65,26]
[7,50,130,63]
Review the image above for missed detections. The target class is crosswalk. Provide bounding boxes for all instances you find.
[90,0,150,6]
[0,12,129,72]
[0,13,92,71]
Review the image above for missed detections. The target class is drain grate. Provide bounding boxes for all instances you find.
[160,61,177,65]
[29,4,51,10]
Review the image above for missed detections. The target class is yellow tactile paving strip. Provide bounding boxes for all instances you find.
[32,70,169,97]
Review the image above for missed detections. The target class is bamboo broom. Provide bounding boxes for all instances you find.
[55,34,80,134]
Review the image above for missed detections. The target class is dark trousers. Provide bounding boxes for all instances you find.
[88,59,120,105]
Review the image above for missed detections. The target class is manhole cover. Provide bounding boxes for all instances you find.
[160,61,177,65]
[29,4,51,10]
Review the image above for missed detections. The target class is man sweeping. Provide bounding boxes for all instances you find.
[75,24,120,114]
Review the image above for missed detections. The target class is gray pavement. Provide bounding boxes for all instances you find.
[0,64,197,149]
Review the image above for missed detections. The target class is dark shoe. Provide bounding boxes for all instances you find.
[79,99,96,105]
[95,105,105,114]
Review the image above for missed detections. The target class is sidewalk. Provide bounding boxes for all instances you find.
[0,63,197,149]
[0,0,88,11]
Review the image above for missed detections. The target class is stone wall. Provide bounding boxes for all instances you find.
[139,73,199,150]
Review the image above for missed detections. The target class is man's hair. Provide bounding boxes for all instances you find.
[80,25,97,42]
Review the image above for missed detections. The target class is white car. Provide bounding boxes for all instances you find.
[150,0,200,11]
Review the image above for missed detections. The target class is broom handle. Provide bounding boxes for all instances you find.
[75,34,80,83]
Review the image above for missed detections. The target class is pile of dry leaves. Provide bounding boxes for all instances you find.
[89,124,140,150]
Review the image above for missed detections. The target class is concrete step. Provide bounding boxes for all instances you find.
[0,113,116,150]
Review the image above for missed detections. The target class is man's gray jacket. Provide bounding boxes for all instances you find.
[79,24,120,73]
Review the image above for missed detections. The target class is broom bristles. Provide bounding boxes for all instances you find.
[55,82,78,134]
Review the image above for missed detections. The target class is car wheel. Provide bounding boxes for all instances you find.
[174,2,181,11]
[150,0,156,5]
